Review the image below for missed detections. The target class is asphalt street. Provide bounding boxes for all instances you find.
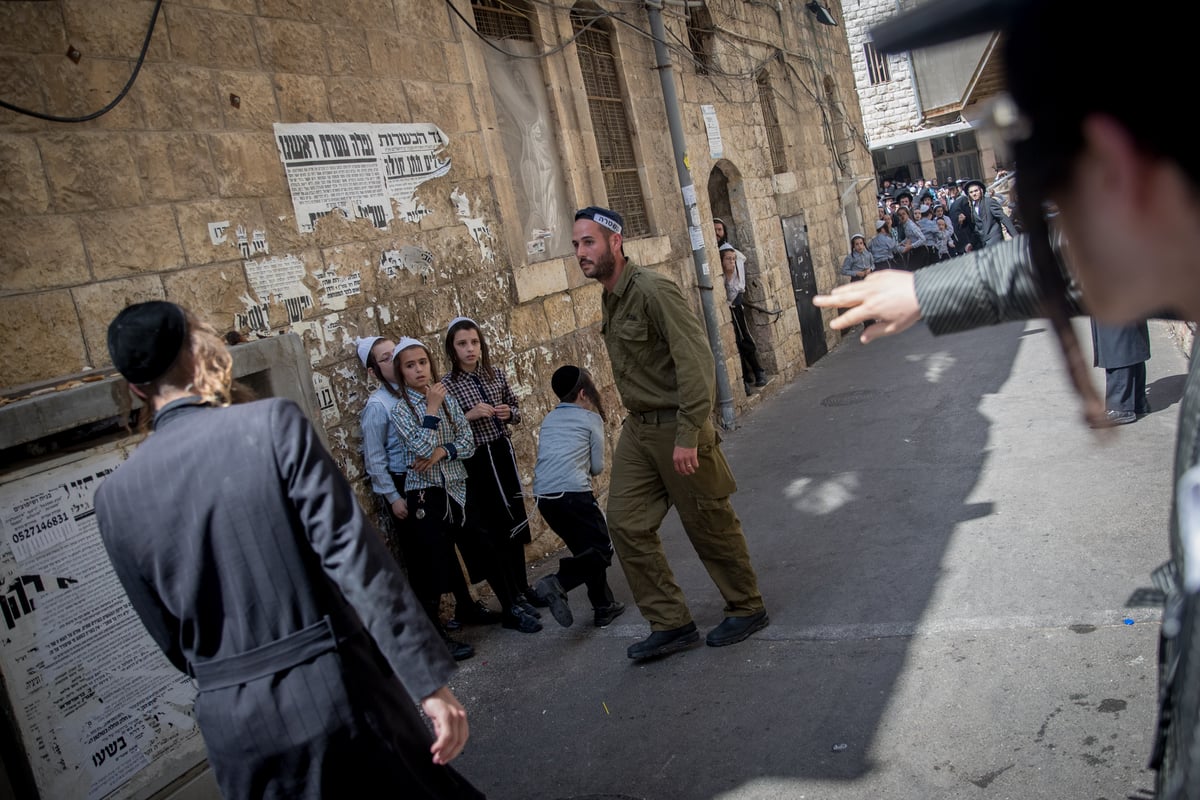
[447,317,1187,800]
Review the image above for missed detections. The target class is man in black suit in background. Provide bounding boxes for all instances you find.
[964,178,1018,247]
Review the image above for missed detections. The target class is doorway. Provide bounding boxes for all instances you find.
[781,213,828,365]
[708,161,779,379]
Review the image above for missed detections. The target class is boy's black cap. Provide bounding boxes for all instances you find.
[107,301,188,384]
[551,365,582,400]
[870,0,1032,54]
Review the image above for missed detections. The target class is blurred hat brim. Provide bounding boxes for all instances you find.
[871,0,1028,54]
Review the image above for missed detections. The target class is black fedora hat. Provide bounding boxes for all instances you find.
[962,179,988,194]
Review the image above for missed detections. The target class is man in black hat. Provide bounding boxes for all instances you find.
[95,301,483,799]
[946,180,976,251]
[964,178,1017,247]
[890,189,914,232]
[812,2,1200,795]
[572,205,768,661]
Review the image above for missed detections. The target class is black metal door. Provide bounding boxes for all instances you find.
[781,214,828,365]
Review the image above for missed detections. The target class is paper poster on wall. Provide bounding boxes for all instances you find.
[702,105,723,159]
[311,372,340,427]
[0,449,206,800]
[207,221,230,246]
[244,254,314,325]
[274,122,451,234]
[379,246,434,278]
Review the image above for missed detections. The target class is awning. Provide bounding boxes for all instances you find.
[869,120,974,151]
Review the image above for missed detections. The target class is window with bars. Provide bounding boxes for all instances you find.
[472,0,536,41]
[686,4,713,75]
[473,0,574,259]
[757,73,787,175]
[864,42,890,85]
[571,8,649,238]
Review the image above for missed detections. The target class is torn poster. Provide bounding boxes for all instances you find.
[315,266,362,311]
[235,295,271,336]
[379,246,434,278]
[702,104,723,159]
[244,254,314,324]
[450,189,495,263]
[0,450,205,800]
[311,372,340,427]
[208,221,230,246]
[274,122,451,234]
[235,225,269,258]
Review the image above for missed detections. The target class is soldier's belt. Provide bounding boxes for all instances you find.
[630,409,678,425]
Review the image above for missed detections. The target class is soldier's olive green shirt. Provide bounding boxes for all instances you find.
[601,261,715,448]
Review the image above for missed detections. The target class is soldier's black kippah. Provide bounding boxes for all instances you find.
[574,206,624,234]
[107,301,188,384]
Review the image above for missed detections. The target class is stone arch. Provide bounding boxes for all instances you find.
[707,160,780,385]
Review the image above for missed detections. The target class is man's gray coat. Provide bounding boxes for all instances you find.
[95,397,482,799]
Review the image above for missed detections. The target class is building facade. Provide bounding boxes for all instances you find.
[0,1,881,794]
[841,0,1009,190]
[1,0,877,524]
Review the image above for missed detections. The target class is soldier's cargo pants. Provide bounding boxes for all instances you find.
[607,414,765,630]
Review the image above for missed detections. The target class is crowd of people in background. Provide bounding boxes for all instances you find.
[845,173,1020,282]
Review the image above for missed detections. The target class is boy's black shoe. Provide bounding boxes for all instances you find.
[593,601,626,628]
[440,631,475,661]
[534,575,574,627]
[456,600,502,625]
[501,606,543,633]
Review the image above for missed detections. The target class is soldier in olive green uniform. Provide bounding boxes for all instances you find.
[571,206,768,661]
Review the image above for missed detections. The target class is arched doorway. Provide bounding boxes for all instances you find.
[707,161,780,387]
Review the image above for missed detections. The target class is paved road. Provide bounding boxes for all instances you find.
[448,318,1186,800]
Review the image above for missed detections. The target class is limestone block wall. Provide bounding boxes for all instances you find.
[662,0,877,360]
[841,0,920,141]
[0,0,873,561]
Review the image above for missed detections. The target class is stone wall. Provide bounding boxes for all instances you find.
[0,0,875,560]
[841,0,920,141]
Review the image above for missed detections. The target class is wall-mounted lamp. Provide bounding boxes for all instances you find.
[806,1,838,26]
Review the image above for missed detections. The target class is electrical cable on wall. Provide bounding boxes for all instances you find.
[0,0,162,123]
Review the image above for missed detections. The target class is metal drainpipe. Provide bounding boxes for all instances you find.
[645,0,736,430]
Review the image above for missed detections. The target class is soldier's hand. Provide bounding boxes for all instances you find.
[673,445,700,476]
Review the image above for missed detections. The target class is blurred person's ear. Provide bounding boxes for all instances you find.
[1080,114,1189,237]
